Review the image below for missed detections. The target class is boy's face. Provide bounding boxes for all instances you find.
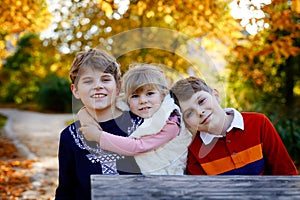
[178,90,224,134]
[71,67,120,114]
[128,87,164,119]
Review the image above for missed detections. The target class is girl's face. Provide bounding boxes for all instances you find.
[128,87,164,119]
[178,90,224,134]
[71,67,120,118]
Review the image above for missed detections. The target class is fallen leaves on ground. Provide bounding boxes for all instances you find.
[0,135,36,199]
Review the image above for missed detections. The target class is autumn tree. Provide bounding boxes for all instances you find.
[224,0,300,165]
[43,0,243,78]
[0,0,52,68]
[226,0,300,112]
[0,33,71,105]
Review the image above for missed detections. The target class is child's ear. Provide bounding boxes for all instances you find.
[213,89,221,104]
[71,84,80,99]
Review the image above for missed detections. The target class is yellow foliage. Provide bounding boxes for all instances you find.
[50,64,59,72]
[0,0,52,67]
[0,0,52,34]
[164,15,173,24]
[102,1,113,17]
[294,85,300,96]
[146,11,155,18]
[292,0,300,13]
[137,1,147,16]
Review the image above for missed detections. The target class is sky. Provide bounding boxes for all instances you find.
[229,0,271,35]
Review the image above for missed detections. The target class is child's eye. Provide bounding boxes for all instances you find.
[198,98,205,105]
[83,80,93,84]
[130,94,139,99]
[146,91,155,96]
[185,111,193,119]
[102,77,112,82]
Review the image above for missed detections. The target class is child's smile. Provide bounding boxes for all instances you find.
[128,88,164,119]
[201,112,212,124]
[91,92,107,99]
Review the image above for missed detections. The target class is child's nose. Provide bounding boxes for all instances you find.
[139,95,147,104]
[94,81,104,89]
[197,107,205,116]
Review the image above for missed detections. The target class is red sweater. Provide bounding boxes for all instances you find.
[187,112,298,175]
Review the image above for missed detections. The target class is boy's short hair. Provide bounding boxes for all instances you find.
[170,76,213,106]
[122,63,168,101]
[69,48,121,86]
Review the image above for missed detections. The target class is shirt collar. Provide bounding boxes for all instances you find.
[200,108,244,145]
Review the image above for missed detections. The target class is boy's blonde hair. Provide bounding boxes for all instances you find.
[170,76,213,106]
[122,63,169,101]
[69,48,121,86]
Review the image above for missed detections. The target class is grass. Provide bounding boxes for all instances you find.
[0,114,7,129]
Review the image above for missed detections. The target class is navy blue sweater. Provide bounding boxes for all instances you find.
[55,111,143,200]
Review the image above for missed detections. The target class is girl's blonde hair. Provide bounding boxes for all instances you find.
[122,63,169,101]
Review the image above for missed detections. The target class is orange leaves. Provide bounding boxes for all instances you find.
[251,69,266,86]
[265,9,300,63]
[256,35,300,65]
[229,0,300,69]
[268,9,298,33]
[271,36,300,64]
[0,159,35,199]
[0,135,19,158]
[226,0,299,113]
[0,135,36,199]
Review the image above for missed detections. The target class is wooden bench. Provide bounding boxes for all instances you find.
[91,175,300,199]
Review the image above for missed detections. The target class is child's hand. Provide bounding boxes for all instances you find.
[80,125,102,142]
[77,107,103,143]
[77,107,101,129]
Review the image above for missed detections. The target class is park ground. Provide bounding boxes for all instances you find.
[0,108,73,200]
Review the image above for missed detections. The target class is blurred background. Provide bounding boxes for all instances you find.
[0,0,299,198]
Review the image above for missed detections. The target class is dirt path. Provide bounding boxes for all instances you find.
[0,108,73,200]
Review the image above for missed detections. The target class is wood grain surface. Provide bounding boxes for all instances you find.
[91,175,300,199]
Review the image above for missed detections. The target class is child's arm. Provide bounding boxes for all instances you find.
[77,107,102,142]
[99,119,180,156]
[260,114,298,175]
[55,128,77,198]
[78,110,181,156]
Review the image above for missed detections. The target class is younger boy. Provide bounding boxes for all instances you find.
[170,76,298,175]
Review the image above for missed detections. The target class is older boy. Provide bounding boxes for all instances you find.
[170,76,298,175]
[55,48,143,200]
